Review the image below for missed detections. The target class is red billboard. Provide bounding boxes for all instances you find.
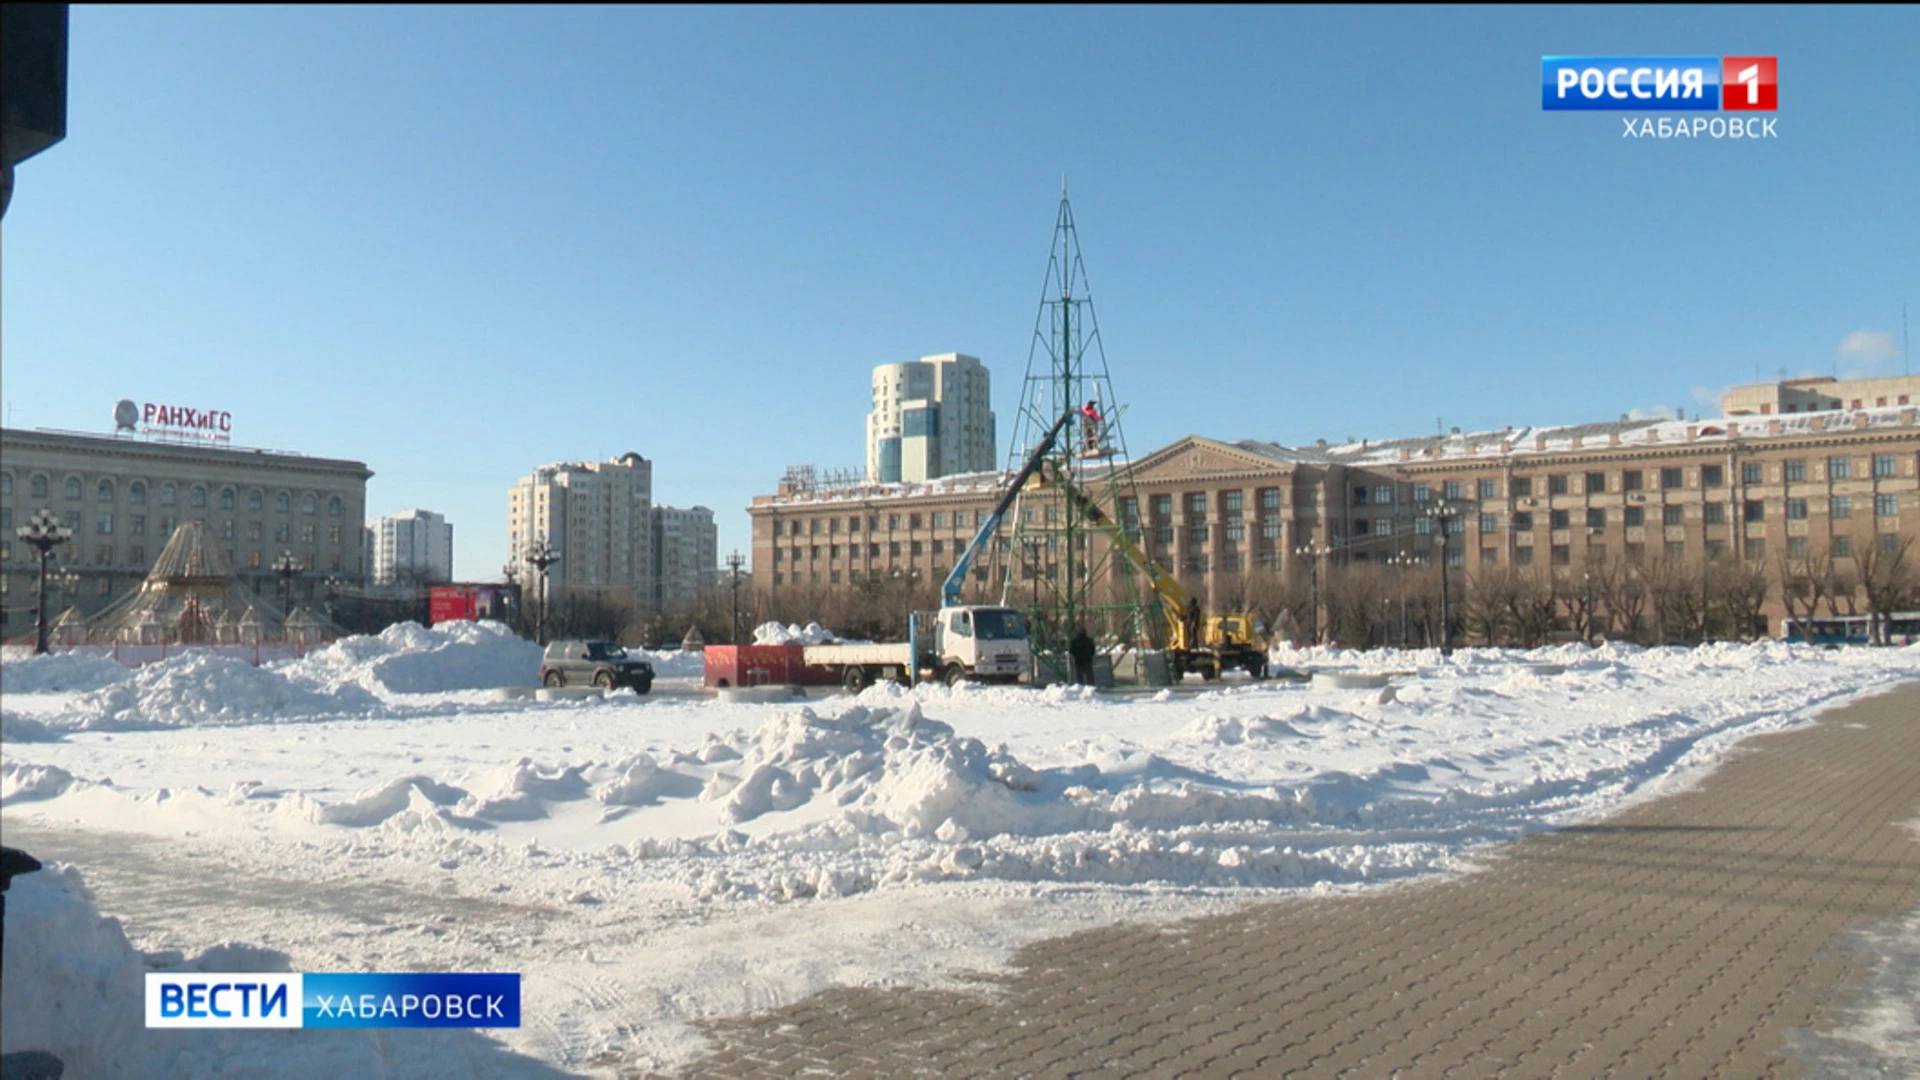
[429,586,478,626]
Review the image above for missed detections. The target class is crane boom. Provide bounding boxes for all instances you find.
[1044,467,1195,639]
[940,411,1074,608]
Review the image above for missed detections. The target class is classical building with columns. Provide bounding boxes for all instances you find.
[750,392,1920,639]
[1,426,372,639]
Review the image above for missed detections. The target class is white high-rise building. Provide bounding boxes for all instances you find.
[368,509,453,585]
[651,505,718,612]
[865,353,996,484]
[507,453,653,606]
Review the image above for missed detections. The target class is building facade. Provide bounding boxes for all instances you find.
[752,405,1920,639]
[1,427,372,638]
[651,505,718,612]
[865,353,996,484]
[506,454,722,614]
[367,508,453,586]
[1724,374,1920,416]
[507,453,653,606]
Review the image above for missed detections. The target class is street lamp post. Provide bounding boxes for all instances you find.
[1427,504,1458,656]
[272,552,301,625]
[523,537,559,646]
[727,549,745,646]
[15,509,74,654]
[1385,553,1417,648]
[501,559,522,634]
[1021,536,1044,612]
[1292,541,1330,645]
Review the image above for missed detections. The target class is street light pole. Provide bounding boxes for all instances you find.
[524,536,559,646]
[1292,541,1329,645]
[15,509,74,655]
[726,549,745,645]
[1022,536,1043,612]
[272,551,301,621]
[1428,504,1458,656]
[1386,553,1415,648]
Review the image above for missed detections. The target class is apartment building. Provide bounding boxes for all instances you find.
[866,353,997,484]
[508,453,653,606]
[651,505,718,612]
[366,509,454,586]
[507,453,722,613]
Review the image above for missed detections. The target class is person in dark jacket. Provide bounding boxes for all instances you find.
[1069,626,1096,686]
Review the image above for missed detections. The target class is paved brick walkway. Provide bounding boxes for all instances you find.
[666,682,1920,1078]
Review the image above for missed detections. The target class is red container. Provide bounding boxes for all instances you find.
[703,644,809,688]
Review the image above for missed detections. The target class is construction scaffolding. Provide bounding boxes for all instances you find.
[994,186,1158,679]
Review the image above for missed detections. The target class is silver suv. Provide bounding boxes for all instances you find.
[540,640,654,693]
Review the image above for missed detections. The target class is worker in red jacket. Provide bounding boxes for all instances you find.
[1080,400,1103,451]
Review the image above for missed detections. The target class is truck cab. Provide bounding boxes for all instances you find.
[927,605,1031,684]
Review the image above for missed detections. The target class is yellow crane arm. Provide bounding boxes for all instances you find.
[1043,468,1193,634]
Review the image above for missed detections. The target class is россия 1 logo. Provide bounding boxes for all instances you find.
[1541,56,1777,111]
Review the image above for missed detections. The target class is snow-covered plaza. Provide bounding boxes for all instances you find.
[4,622,1917,1076]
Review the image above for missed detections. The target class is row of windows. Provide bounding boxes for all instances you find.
[775,533,1082,563]
[1346,531,1904,569]
[784,509,989,537]
[1335,495,1904,538]
[1340,455,1904,506]
[0,508,347,552]
[764,537,1909,587]
[759,531,1905,586]
[1,542,345,572]
[0,473,347,516]
[1101,495,1908,552]
[1759,394,1911,413]
[1129,490,1283,519]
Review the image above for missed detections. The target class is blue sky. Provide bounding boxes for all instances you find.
[4,5,1916,581]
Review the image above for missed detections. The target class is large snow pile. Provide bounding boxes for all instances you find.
[753,621,837,645]
[622,645,705,678]
[1,651,134,694]
[54,652,382,732]
[274,620,542,695]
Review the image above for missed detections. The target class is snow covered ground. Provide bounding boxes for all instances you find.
[3,622,1917,1076]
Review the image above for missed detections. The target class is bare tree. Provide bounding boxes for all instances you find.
[1559,562,1606,644]
[1647,557,1709,644]
[1856,535,1917,645]
[1500,569,1558,647]
[1323,563,1389,648]
[1464,566,1518,646]
[1602,561,1653,644]
[1774,548,1831,640]
[1826,560,1864,618]
[1710,557,1771,640]
[545,586,630,642]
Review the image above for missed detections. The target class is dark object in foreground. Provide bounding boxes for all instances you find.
[1,847,64,1080]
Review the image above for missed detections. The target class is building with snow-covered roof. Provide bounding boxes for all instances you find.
[2,425,371,639]
[751,402,1920,640]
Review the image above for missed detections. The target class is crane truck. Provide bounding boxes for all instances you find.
[1044,466,1270,680]
[798,412,1075,690]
